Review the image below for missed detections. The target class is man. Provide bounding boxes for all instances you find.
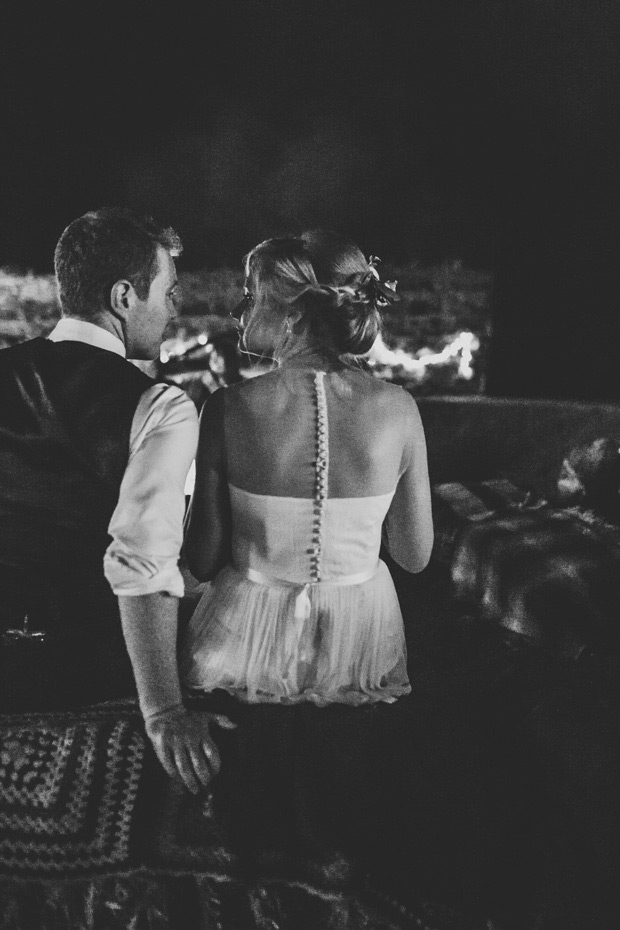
[0,207,229,791]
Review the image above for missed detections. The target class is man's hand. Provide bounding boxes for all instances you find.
[144,705,237,794]
[116,593,237,793]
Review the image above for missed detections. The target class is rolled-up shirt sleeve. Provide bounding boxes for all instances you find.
[104,383,199,597]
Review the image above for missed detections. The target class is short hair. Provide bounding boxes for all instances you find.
[244,230,382,356]
[54,207,182,317]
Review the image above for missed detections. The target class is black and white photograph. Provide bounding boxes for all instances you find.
[1,2,619,928]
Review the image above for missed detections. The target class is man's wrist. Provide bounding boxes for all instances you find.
[143,702,185,724]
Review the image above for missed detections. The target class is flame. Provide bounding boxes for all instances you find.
[369,331,480,381]
[160,326,481,383]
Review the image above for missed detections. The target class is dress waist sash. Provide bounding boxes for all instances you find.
[237,563,380,630]
[230,563,381,668]
[241,565,379,590]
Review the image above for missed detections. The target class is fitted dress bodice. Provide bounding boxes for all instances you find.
[229,486,394,584]
[182,372,411,705]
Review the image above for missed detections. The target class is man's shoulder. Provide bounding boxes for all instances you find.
[135,380,199,429]
[74,345,157,388]
[0,336,47,360]
[2,336,151,378]
[12,338,157,403]
[146,379,197,404]
[0,338,57,380]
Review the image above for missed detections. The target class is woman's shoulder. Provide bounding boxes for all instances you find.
[221,369,281,403]
[344,369,419,411]
[216,371,290,424]
[348,375,425,455]
[220,368,419,422]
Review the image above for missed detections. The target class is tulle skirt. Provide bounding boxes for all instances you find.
[180,561,411,706]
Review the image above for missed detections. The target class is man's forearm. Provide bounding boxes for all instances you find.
[118,592,236,793]
[118,592,183,718]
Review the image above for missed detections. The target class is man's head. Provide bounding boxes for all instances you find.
[54,207,182,359]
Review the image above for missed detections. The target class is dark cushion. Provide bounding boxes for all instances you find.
[431,479,620,656]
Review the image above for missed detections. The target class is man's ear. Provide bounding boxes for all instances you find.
[109,280,134,321]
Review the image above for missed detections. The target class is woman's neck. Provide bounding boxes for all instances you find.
[277,341,342,371]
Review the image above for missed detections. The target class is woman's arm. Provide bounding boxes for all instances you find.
[183,387,232,580]
[383,393,434,573]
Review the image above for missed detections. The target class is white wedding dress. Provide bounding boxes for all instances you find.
[181,372,411,706]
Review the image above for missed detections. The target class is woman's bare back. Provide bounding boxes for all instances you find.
[224,367,417,499]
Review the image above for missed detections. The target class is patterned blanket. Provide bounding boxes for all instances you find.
[0,701,489,928]
[0,701,153,877]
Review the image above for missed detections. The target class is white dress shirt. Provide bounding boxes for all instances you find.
[48,318,198,598]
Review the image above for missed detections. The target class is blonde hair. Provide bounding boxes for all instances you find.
[244,231,382,356]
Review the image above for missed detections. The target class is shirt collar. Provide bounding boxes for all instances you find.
[47,318,126,358]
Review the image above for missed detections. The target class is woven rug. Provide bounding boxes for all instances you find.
[0,701,153,878]
[0,702,493,927]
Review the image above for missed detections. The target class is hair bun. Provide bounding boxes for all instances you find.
[244,230,392,358]
[309,282,381,355]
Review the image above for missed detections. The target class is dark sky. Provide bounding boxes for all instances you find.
[0,0,541,269]
[2,0,620,398]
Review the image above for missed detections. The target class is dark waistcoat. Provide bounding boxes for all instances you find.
[0,337,154,709]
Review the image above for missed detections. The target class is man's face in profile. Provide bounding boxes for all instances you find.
[126,246,180,360]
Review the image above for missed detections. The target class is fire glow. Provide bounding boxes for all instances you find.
[161,328,482,385]
[160,332,209,363]
[369,331,480,381]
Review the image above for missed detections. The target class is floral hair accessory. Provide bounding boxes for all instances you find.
[367,255,399,308]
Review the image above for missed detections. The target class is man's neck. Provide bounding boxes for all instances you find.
[64,312,125,346]
[50,317,127,359]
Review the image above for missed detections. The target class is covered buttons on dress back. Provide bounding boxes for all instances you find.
[311,371,329,582]
[292,372,329,629]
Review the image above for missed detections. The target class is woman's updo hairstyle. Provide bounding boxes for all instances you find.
[298,229,385,356]
[244,231,392,357]
[244,237,318,310]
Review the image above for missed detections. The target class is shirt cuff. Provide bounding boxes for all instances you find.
[104,547,185,598]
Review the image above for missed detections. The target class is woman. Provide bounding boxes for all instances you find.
[177,232,434,873]
[181,230,433,705]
